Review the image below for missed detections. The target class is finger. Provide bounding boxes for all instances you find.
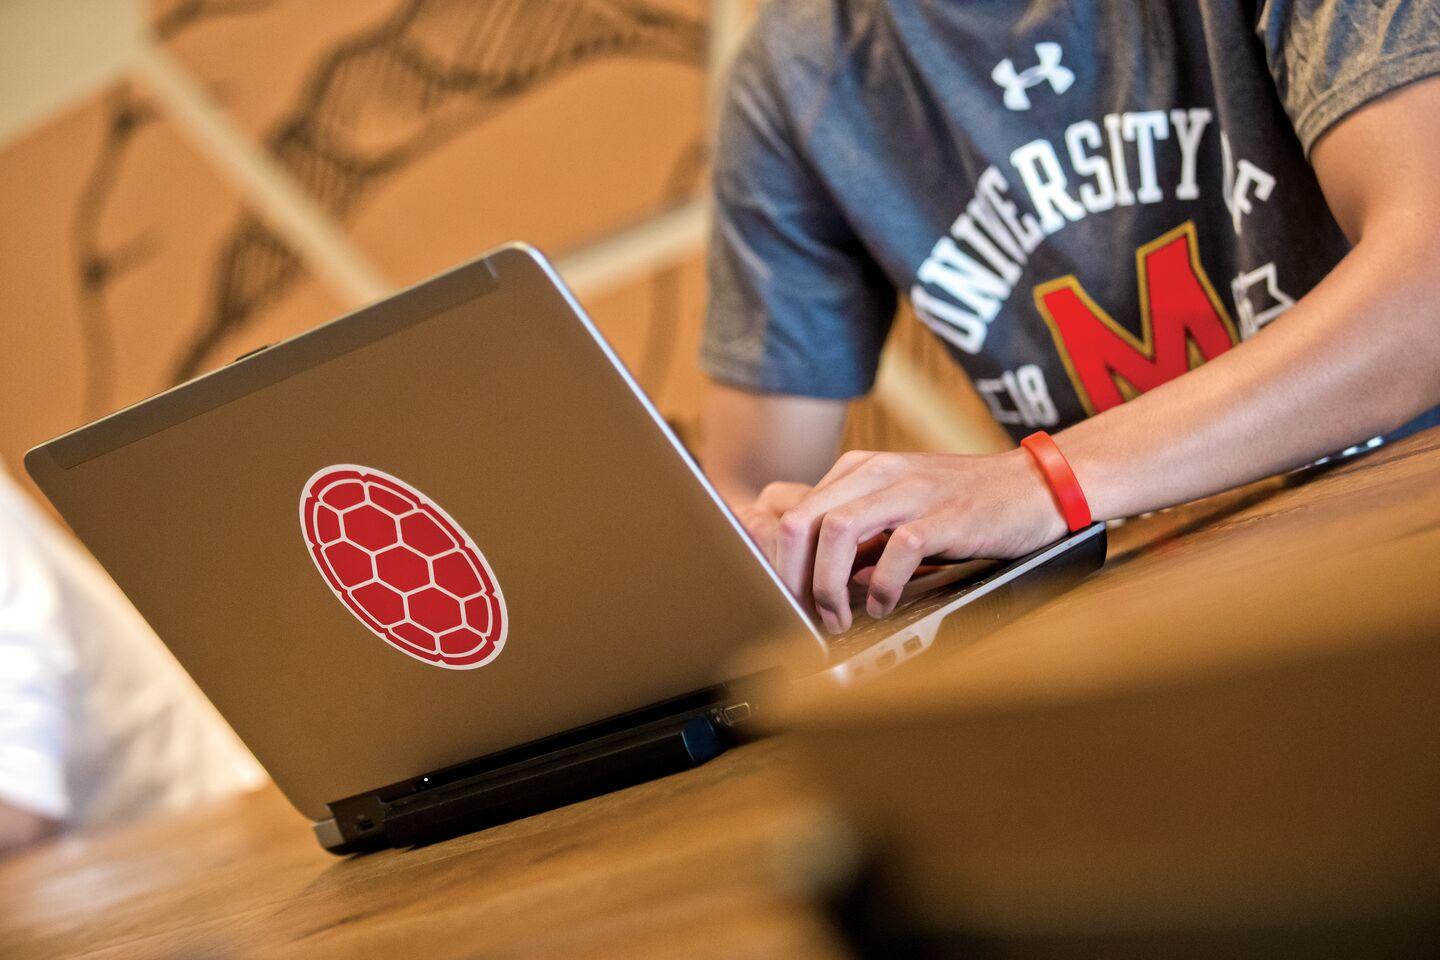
[850,558,946,592]
[773,464,901,603]
[752,515,781,560]
[813,449,916,492]
[755,481,811,514]
[812,449,877,491]
[811,488,924,634]
[853,531,890,570]
[866,518,963,619]
[735,504,779,557]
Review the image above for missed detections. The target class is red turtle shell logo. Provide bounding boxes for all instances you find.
[300,465,507,669]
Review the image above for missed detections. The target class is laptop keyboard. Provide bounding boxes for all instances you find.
[825,565,999,660]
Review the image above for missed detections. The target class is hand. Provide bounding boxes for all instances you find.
[732,481,812,559]
[772,449,1069,634]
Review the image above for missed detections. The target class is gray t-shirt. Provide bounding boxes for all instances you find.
[703,0,1440,440]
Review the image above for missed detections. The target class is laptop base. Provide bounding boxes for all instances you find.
[315,682,765,854]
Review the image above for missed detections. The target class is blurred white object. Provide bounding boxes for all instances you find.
[0,468,265,828]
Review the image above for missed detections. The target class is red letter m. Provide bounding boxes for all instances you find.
[1034,222,1238,416]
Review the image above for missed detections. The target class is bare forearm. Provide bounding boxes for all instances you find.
[1062,77,1440,520]
[1060,228,1440,520]
[771,233,1440,632]
[760,78,1440,630]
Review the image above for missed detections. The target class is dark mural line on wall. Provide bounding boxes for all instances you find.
[73,0,708,417]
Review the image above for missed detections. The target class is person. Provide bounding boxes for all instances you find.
[697,0,1440,635]
[0,468,264,856]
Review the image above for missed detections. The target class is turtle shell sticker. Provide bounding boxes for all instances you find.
[300,465,507,669]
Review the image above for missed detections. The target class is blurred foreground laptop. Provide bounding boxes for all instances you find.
[26,245,1104,853]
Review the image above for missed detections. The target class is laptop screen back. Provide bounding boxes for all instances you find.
[28,247,821,820]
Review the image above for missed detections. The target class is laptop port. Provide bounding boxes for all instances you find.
[876,649,897,670]
[719,702,753,726]
[903,636,923,655]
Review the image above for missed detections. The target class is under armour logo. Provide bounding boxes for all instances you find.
[992,42,1074,111]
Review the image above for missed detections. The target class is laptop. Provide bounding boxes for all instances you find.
[26,245,1105,853]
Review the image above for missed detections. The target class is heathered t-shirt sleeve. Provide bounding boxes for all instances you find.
[1256,0,1440,153]
[702,21,896,399]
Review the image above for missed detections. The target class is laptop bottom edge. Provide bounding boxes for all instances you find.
[315,677,775,854]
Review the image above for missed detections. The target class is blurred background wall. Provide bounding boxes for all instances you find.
[0,0,1009,505]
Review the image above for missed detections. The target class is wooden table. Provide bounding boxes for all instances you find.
[2,428,1436,959]
[789,426,1440,954]
[0,738,857,960]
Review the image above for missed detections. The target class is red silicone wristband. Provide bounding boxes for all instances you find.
[1020,431,1092,533]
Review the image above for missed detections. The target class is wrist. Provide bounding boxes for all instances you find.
[1020,431,1093,532]
[1049,417,1133,521]
[1002,447,1070,544]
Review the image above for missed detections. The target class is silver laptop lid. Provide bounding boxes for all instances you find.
[27,244,825,821]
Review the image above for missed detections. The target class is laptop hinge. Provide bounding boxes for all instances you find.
[317,679,774,854]
[385,711,722,848]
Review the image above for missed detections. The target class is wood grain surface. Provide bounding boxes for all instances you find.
[2,428,1435,958]
[0,739,855,960]
[790,427,1440,948]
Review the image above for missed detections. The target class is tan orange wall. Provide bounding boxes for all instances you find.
[0,0,1003,513]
